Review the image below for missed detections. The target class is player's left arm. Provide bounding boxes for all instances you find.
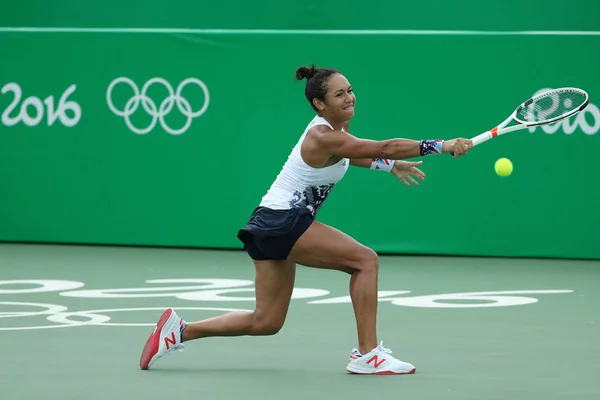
[350,157,425,187]
[349,158,373,168]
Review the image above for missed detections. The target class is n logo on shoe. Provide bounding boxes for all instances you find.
[367,355,386,368]
[164,332,177,350]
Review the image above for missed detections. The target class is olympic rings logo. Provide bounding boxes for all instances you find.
[0,278,576,331]
[106,77,210,135]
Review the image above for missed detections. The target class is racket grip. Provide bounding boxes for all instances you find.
[472,131,493,146]
[449,130,493,156]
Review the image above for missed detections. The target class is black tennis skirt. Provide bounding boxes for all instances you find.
[237,206,314,261]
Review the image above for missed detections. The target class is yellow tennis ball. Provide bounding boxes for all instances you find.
[495,158,513,177]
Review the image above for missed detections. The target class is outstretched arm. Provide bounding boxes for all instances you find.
[344,123,393,168]
[311,125,472,160]
[345,123,372,168]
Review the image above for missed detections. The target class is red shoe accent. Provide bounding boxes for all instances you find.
[367,355,386,368]
[347,367,417,375]
[139,308,174,370]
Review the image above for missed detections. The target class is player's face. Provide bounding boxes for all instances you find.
[323,73,355,120]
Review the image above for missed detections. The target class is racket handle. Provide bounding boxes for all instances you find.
[472,130,494,146]
[448,130,493,156]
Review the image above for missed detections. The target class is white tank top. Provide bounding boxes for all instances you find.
[259,115,350,216]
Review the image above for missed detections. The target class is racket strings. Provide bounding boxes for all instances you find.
[517,90,587,124]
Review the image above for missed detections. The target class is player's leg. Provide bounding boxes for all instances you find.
[182,259,296,339]
[139,259,296,369]
[287,220,416,375]
[288,221,378,353]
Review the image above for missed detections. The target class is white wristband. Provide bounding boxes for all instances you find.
[370,158,394,172]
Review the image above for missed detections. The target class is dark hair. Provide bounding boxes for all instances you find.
[296,63,340,112]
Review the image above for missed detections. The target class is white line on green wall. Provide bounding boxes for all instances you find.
[0,27,599,35]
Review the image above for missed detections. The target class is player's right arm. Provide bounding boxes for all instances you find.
[308,125,472,160]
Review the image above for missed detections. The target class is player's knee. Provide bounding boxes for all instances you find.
[351,247,379,273]
[253,320,283,336]
[364,248,379,273]
[257,322,283,336]
[251,311,285,336]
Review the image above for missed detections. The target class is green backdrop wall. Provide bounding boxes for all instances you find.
[1,1,599,259]
[0,0,598,31]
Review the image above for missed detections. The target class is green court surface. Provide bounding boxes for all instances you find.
[1,243,599,400]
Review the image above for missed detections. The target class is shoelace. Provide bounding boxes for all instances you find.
[378,341,393,354]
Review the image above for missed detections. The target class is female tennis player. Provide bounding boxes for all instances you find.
[139,64,473,374]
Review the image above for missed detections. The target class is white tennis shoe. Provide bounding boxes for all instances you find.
[346,341,416,375]
[139,308,186,370]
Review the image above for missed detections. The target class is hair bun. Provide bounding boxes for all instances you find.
[295,64,316,80]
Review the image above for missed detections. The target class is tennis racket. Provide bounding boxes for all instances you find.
[451,87,589,155]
